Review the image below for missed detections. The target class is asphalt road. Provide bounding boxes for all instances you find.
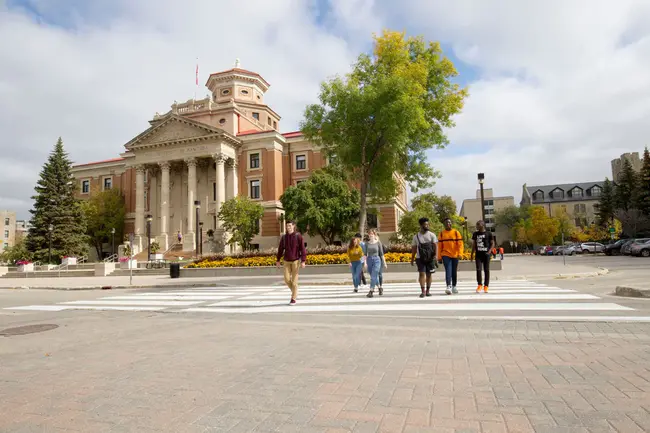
[542,252,649,271]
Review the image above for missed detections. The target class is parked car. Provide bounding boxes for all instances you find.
[625,238,650,256]
[630,240,650,257]
[556,245,578,255]
[604,239,627,256]
[578,242,605,254]
[620,240,637,255]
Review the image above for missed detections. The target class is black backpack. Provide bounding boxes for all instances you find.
[416,233,434,263]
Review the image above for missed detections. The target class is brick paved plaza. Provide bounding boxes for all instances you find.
[2,288,650,432]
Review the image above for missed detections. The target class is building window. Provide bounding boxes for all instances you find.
[103,177,112,190]
[267,117,272,126]
[367,213,378,229]
[250,180,261,199]
[532,191,544,201]
[273,121,277,129]
[4,230,8,239]
[483,199,494,207]
[81,180,90,194]
[252,112,260,121]
[550,189,564,200]
[249,153,260,169]
[569,187,583,198]
[213,182,216,201]
[241,89,249,95]
[254,219,260,233]
[4,218,9,226]
[219,118,226,125]
[295,154,306,170]
[296,180,306,185]
[574,218,582,227]
[574,204,586,214]
[589,186,602,197]
[221,89,230,96]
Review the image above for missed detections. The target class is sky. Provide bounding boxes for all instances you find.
[1,0,650,220]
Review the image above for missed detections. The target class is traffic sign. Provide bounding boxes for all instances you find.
[609,227,615,233]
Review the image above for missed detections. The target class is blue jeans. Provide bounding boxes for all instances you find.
[367,256,381,289]
[350,260,363,288]
[378,267,383,287]
[442,256,459,287]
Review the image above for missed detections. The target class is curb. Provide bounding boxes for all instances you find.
[615,286,650,298]
[497,267,609,281]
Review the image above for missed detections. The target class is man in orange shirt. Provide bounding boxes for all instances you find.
[438,218,464,295]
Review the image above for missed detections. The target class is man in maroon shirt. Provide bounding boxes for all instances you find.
[275,221,307,305]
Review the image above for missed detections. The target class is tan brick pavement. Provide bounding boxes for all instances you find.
[1,313,649,432]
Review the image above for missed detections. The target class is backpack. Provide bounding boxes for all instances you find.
[416,233,435,263]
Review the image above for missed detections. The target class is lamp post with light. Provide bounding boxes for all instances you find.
[111,227,116,260]
[48,224,53,264]
[146,214,153,263]
[478,173,486,223]
[194,200,201,257]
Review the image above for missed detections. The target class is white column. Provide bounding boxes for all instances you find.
[158,161,170,249]
[214,154,226,228]
[183,158,197,251]
[134,165,145,238]
[227,158,238,199]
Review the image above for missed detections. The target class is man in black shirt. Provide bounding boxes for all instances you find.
[471,220,495,293]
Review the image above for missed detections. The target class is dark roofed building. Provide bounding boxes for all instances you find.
[521,181,604,228]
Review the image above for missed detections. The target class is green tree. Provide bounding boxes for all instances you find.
[0,239,32,264]
[218,196,265,251]
[81,187,126,258]
[596,178,615,226]
[411,193,457,224]
[25,138,88,263]
[393,195,444,244]
[301,30,468,234]
[614,159,640,211]
[638,147,650,216]
[553,209,573,245]
[280,169,360,245]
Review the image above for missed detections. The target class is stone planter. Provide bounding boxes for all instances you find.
[153,253,164,260]
[120,259,137,270]
[17,263,34,272]
[62,257,77,266]
[95,262,116,276]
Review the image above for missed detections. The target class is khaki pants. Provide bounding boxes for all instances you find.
[283,260,301,299]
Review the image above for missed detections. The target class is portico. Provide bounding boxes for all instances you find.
[124,115,241,253]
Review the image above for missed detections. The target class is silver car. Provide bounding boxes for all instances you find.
[579,242,605,254]
[556,245,578,256]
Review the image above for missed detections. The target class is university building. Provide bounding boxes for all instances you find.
[459,189,515,245]
[520,182,604,227]
[71,63,407,255]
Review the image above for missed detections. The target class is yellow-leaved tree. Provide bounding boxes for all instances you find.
[527,206,560,246]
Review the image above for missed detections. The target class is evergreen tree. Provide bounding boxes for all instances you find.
[596,178,615,226]
[26,138,88,263]
[614,159,639,211]
[638,147,650,217]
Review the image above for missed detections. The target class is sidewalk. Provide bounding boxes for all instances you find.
[0,257,607,290]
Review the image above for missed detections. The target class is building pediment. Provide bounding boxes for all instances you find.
[124,115,240,150]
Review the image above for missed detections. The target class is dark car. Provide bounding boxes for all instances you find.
[604,239,627,256]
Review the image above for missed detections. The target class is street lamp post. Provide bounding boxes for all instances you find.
[194,200,201,257]
[199,221,204,256]
[48,224,53,264]
[111,228,116,261]
[146,215,153,263]
[478,173,486,223]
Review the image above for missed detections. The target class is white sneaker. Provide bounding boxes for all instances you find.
[445,286,452,295]
[452,286,458,294]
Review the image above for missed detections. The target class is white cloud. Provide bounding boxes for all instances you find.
[2,0,650,222]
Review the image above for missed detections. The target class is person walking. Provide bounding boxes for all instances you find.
[471,220,494,293]
[410,217,437,298]
[347,236,364,293]
[362,229,387,298]
[275,221,307,305]
[177,231,183,245]
[354,233,368,288]
[438,218,464,295]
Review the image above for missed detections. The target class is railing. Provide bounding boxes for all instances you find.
[104,254,118,263]
[78,256,88,264]
[163,242,181,256]
[52,262,69,278]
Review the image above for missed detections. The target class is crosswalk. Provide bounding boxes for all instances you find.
[5,281,650,322]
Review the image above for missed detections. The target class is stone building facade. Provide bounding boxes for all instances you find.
[611,152,642,183]
[71,64,407,254]
[459,189,515,245]
[520,182,604,227]
[1,210,16,250]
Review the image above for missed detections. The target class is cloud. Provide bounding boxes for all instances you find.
[2,0,650,223]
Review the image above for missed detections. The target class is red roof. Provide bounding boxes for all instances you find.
[73,157,125,167]
[237,129,267,137]
[282,131,303,138]
[207,68,270,87]
[237,129,305,138]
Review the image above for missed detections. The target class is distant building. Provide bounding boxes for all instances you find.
[520,182,604,227]
[15,220,32,244]
[611,152,642,183]
[1,210,16,250]
[459,189,515,245]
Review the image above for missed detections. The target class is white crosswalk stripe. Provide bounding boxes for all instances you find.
[3,281,649,322]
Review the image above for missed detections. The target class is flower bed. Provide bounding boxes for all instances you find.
[187,244,472,269]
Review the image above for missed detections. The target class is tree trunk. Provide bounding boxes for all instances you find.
[359,179,368,235]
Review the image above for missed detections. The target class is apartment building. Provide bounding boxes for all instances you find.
[520,182,604,227]
[1,210,16,250]
[459,189,515,245]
